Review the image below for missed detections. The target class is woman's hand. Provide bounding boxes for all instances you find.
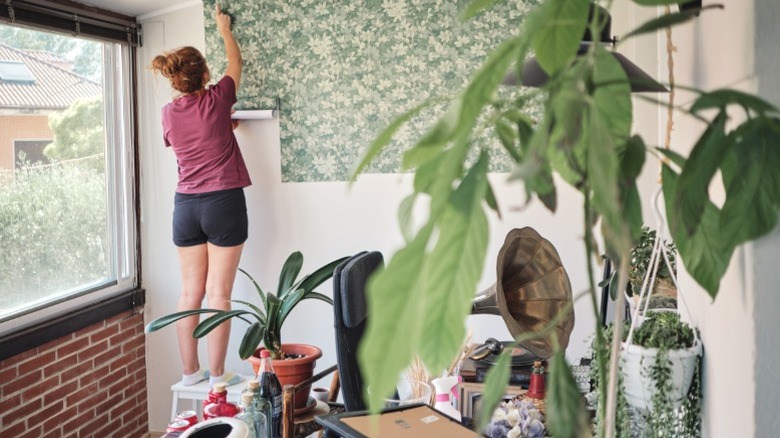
[215,3,232,36]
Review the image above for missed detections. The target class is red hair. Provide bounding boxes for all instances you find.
[150,46,210,94]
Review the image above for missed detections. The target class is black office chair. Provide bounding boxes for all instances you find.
[332,251,383,412]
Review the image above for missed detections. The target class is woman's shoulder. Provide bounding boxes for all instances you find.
[207,76,236,100]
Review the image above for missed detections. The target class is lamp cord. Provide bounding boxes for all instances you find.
[662,6,676,171]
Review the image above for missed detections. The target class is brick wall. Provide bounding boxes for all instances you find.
[0,309,149,437]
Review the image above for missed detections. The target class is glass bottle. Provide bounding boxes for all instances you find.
[236,390,257,438]
[526,360,546,400]
[257,350,283,438]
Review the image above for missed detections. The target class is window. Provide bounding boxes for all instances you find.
[0,4,138,339]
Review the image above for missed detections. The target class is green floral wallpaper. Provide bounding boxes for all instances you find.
[202,0,540,182]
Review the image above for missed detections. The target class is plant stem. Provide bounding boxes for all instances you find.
[583,192,607,438]
[604,257,629,438]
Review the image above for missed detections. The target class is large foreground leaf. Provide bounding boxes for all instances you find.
[419,154,490,372]
[546,349,590,438]
[719,117,780,243]
[359,225,433,410]
[662,165,734,297]
[532,0,589,75]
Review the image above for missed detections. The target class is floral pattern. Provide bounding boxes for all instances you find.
[203,0,541,182]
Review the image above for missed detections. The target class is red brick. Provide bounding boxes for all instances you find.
[60,361,92,384]
[92,387,124,415]
[41,404,77,432]
[37,399,64,419]
[76,340,109,363]
[120,336,145,355]
[93,349,116,368]
[43,380,79,405]
[17,351,55,377]
[41,426,63,438]
[73,321,103,340]
[109,396,137,421]
[107,332,128,348]
[0,364,18,382]
[3,420,30,437]
[54,352,80,376]
[1,397,41,427]
[0,393,21,412]
[57,337,90,359]
[77,417,105,437]
[22,379,48,403]
[65,381,98,406]
[0,347,39,368]
[78,363,110,388]
[89,324,119,344]
[3,369,42,396]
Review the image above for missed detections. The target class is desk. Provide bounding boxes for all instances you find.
[169,376,251,419]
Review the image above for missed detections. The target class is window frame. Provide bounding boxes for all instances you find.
[0,0,142,359]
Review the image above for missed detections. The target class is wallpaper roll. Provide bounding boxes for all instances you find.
[231,109,277,120]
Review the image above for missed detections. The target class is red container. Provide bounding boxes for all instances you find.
[203,400,240,420]
[175,410,198,427]
[166,420,190,433]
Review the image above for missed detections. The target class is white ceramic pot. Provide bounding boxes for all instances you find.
[620,339,702,414]
[180,417,250,438]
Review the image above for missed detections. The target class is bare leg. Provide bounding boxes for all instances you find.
[176,244,209,375]
[204,242,245,377]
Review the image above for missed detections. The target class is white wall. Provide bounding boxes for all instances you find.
[138,4,599,432]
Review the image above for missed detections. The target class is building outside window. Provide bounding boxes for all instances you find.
[0,20,138,336]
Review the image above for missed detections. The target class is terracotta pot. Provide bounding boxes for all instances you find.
[247,343,322,410]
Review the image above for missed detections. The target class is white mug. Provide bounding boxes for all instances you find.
[311,387,329,402]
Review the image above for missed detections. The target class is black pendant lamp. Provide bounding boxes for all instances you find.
[505,3,668,93]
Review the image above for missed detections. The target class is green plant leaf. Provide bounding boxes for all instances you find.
[484,181,500,217]
[239,322,265,360]
[477,347,512,429]
[532,0,589,75]
[412,151,447,195]
[461,0,503,20]
[592,45,632,141]
[302,291,334,306]
[690,89,778,115]
[402,101,461,169]
[238,268,267,308]
[278,251,304,298]
[278,288,306,326]
[192,310,256,338]
[674,111,729,236]
[350,98,439,180]
[622,7,720,41]
[419,153,489,372]
[633,0,700,5]
[264,293,283,351]
[359,224,434,411]
[496,118,521,162]
[230,299,266,321]
[663,165,734,297]
[546,349,589,438]
[297,256,349,295]
[398,194,417,243]
[719,117,780,243]
[144,309,220,333]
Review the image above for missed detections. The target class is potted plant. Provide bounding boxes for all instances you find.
[349,0,780,436]
[620,311,702,436]
[145,251,348,409]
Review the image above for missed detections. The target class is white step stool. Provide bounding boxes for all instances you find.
[170,375,252,419]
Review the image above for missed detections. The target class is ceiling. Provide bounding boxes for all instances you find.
[83,0,194,18]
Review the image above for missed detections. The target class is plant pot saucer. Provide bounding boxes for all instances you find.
[295,397,317,415]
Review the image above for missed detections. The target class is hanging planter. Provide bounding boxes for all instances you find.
[620,316,701,414]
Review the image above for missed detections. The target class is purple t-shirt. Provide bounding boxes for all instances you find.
[162,76,251,194]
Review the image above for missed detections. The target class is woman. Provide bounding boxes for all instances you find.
[151,3,247,388]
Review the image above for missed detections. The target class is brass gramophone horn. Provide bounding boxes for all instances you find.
[472,227,575,358]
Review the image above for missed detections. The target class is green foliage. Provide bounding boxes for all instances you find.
[352,0,779,433]
[621,226,677,298]
[45,96,105,171]
[0,158,107,310]
[145,252,348,359]
[631,311,694,350]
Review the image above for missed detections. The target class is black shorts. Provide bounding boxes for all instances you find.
[173,188,248,247]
